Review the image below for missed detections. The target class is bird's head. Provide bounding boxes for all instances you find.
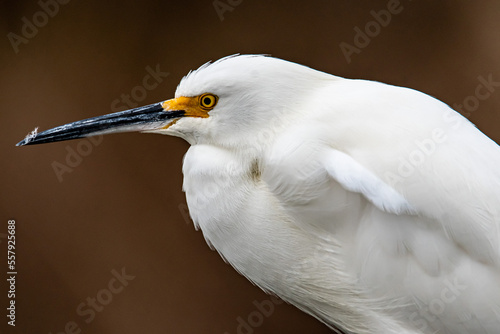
[17,55,333,153]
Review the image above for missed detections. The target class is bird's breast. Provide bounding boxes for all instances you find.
[181,144,342,289]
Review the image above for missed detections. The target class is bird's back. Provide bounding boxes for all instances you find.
[266,77,500,333]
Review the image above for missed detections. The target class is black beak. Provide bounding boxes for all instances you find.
[16,102,185,146]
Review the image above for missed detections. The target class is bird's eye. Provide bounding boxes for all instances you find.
[199,93,218,110]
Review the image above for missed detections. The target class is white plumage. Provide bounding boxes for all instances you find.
[19,55,500,333]
[169,55,500,334]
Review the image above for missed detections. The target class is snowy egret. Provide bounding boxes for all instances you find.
[17,55,500,334]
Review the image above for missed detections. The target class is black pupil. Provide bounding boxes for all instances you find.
[203,97,212,106]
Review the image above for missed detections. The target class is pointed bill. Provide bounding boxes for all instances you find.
[16,102,184,146]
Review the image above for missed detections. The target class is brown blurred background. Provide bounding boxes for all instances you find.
[1,0,500,333]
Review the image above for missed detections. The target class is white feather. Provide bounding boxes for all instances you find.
[161,55,500,334]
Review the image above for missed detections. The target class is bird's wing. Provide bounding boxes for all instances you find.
[314,79,500,333]
[318,79,500,265]
[322,149,416,216]
[321,145,500,333]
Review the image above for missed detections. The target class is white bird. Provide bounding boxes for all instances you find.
[17,55,500,334]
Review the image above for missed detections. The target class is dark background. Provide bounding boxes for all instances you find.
[1,1,500,333]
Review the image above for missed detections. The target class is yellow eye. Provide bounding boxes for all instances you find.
[199,93,218,110]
